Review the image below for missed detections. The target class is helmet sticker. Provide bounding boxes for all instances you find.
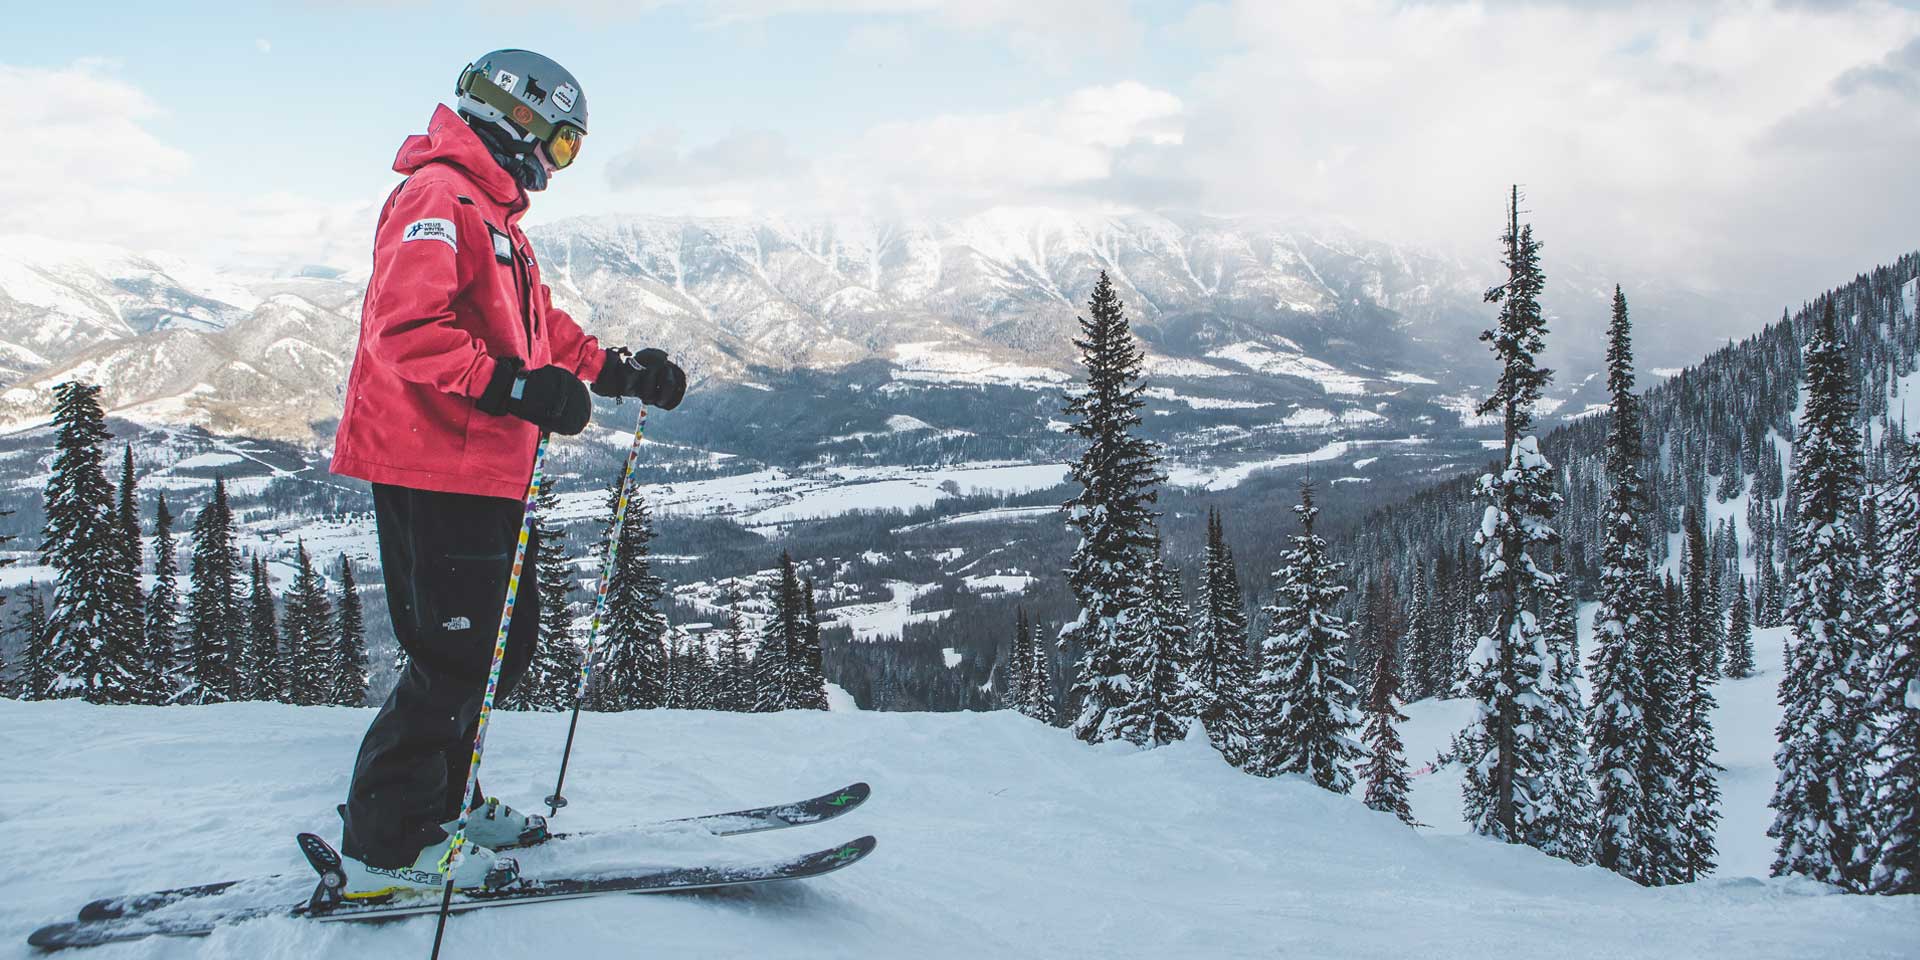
[493,69,518,93]
[552,83,577,112]
[522,75,549,105]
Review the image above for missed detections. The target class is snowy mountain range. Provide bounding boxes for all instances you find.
[0,209,1766,449]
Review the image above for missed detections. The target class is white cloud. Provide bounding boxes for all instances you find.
[603,80,1184,219]
[0,61,374,274]
[1159,0,1920,299]
[255,38,272,54]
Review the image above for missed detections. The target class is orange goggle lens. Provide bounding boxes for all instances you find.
[549,125,584,169]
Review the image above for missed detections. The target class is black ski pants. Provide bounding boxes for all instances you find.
[342,483,541,868]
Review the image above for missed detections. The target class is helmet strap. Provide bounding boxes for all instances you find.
[462,113,549,193]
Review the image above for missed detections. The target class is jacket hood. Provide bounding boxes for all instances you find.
[392,105,525,210]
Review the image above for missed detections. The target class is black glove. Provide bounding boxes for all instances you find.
[591,347,687,410]
[476,358,592,436]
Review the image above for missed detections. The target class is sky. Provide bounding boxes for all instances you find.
[7,0,1920,311]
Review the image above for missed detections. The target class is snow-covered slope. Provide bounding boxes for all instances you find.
[1,694,1912,958]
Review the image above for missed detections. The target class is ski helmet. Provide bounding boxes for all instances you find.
[455,50,589,171]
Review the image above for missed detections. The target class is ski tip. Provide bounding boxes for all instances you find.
[807,835,877,874]
[75,898,118,922]
[29,920,91,950]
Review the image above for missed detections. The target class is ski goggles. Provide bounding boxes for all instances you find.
[457,67,586,169]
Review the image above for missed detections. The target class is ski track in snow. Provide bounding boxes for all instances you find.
[2,686,1915,959]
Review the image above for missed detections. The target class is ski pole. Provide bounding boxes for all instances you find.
[429,432,549,960]
[545,402,648,818]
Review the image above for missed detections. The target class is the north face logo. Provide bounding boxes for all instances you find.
[443,616,472,631]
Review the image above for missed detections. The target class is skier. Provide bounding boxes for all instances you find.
[328,49,687,899]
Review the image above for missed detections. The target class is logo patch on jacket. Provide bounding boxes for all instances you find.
[491,227,512,263]
[403,218,456,251]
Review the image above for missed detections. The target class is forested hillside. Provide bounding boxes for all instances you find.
[1341,254,1920,702]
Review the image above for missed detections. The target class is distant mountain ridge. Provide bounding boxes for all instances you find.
[0,208,1767,447]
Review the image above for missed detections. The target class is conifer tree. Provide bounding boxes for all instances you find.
[281,542,333,706]
[1460,188,1571,851]
[112,446,157,700]
[712,596,753,712]
[13,587,50,700]
[1676,566,1724,882]
[593,491,668,712]
[1061,271,1164,743]
[1725,574,1757,679]
[242,557,283,701]
[182,477,245,704]
[509,483,576,711]
[1190,509,1255,765]
[1361,599,1416,825]
[41,382,148,702]
[1534,555,1595,864]
[331,555,369,706]
[1868,435,1920,893]
[1254,481,1361,792]
[1004,608,1032,711]
[755,554,824,711]
[1018,618,1058,725]
[1683,503,1723,682]
[795,580,830,710]
[145,495,182,700]
[1112,554,1198,747]
[1770,299,1877,891]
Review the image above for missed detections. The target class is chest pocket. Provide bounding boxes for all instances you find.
[484,222,535,352]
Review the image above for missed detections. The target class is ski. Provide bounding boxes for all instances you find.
[74,781,869,923]
[29,834,878,950]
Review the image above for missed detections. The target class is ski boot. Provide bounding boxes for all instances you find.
[338,834,520,901]
[445,796,549,850]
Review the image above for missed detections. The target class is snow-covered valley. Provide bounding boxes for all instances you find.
[2,616,1914,960]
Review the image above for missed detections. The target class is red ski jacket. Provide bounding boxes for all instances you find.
[331,105,606,500]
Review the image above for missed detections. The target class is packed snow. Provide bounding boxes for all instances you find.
[1,693,1913,959]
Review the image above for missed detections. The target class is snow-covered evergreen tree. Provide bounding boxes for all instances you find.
[1459,188,1575,853]
[1725,574,1756,680]
[1361,591,1416,825]
[795,581,830,711]
[41,382,148,703]
[242,557,283,701]
[509,483,577,711]
[1675,567,1724,882]
[13,587,50,700]
[1004,608,1032,711]
[593,491,668,712]
[1190,509,1255,766]
[281,542,333,706]
[331,555,369,707]
[1113,554,1198,747]
[1868,434,1920,894]
[145,495,182,699]
[1061,271,1164,743]
[1534,555,1594,863]
[111,447,157,701]
[755,554,827,711]
[181,477,245,704]
[1254,481,1360,792]
[1683,503,1723,683]
[1018,618,1057,725]
[712,596,753,712]
[1770,298,1877,891]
